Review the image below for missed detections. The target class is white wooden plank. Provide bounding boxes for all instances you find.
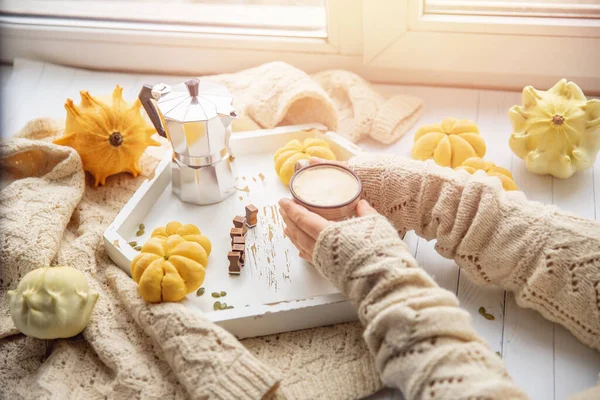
[505,149,555,400]
[416,239,459,293]
[402,230,419,258]
[458,283,505,350]
[555,324,600,400]
[65,67,142,103]
[503,297,555,400]
[0,64,13,87]
[5,62,77,137]
[1,59,44,138]
[553,169,595,220]
[0,64,14,140]
[3,60,145,139]
[552,168,600,399]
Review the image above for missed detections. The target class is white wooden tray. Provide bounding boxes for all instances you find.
[104,123,364,339]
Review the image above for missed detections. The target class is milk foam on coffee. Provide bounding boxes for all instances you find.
[292,166,359,206]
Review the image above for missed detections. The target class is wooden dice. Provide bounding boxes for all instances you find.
[232,243,245,253]
[233,215,246,228]
[228,216,246,275]
[228,251,242,275]
[228,205,258,275]
[232,236,245,246]
[245,204,258,227]
[230,227,244,240]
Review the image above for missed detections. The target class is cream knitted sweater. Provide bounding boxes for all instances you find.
[312,154,600,399]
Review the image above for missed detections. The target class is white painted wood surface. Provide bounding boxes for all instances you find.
[103,124,363,339]
[2,59,599,400]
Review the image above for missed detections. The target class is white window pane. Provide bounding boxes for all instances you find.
[425,0,600,18]
[0,0,328,38]
[30,0,324,4]
[431,0,599,3]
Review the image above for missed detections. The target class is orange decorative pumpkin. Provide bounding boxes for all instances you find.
[54,86,160,186]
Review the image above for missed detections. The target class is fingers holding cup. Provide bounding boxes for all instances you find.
[279,198,328,240]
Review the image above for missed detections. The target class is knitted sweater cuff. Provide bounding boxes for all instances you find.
[313,214,407,293]
[208,352,281,400]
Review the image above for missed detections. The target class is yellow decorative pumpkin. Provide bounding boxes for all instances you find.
[456,157,518,191]
[411,118,486,168]
[274,135,336,185]
[130,221,211,303]
[54,86,160,186]
[509,79,600,179]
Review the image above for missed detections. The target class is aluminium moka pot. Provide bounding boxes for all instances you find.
[139,78,238,205]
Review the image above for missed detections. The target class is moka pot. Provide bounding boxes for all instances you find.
[139,78,238,205]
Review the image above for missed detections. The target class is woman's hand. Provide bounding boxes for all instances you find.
[278,197,377,263]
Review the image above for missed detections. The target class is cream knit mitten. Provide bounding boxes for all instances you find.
[312,70,422,144]
[207,61,339,131]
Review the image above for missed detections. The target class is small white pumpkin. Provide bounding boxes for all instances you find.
[8,266,99,339]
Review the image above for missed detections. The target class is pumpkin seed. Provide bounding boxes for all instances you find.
[211,292,220,298]
[136,229,145,237]
[220,291,227,297]
[139,223,145,230]
[478,306,486,315]
[133,246,142,251]
[128,241,137,247]
[196,287,205,296]
[213,301,221,310]
[484,313,495,321]
[220,302,227,310]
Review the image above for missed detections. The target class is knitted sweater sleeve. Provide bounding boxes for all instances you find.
[347,154,600,350]
[313,214,528,399]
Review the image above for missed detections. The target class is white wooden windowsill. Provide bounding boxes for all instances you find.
[1,59,599,400]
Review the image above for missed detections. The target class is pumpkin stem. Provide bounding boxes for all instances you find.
[109,132,124,147]
[552,115,565,126]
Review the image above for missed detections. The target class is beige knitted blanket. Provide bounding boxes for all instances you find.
[0,62,422,400]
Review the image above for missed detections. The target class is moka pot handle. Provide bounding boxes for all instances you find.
[139,84,168,138]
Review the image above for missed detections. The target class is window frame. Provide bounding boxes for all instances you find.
[425,0,600,20]
[362,0,600,93]
[0,0,598,94]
